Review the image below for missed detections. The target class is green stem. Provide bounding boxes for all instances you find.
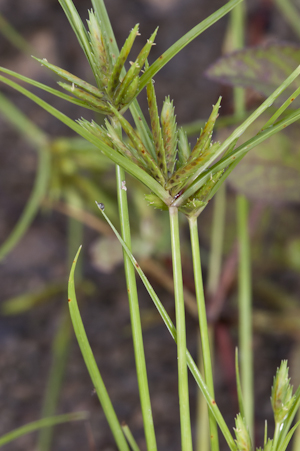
[116,166,157,451]
[231,2,254,438]
[272,422,281,451]
[237,195,253,436]
[189,216,219,451]
[206,184,226,297]
[169,206,193,451]
[99,207,238,451]
[196,334,210,451]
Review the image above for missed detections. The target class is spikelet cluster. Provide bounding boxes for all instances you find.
[78,77,223,217]
[35,12,158,113]
[271,360,295,424]
[234,414,252,451]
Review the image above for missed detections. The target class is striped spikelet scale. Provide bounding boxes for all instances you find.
[147,79,167,178]
[161,96,177,176]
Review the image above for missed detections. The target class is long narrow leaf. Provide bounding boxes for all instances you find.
[0,66,101,112]
[96,204,238,451]
[0,412,88,447]
[58,0,93,70]
[139,0,243,91]
[172,65,300,206]
[0,74,171,204]
[68,247,130,451]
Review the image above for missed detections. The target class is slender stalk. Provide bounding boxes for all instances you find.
[189,216,219,451]
[237,195,253,436]
[169,206,193,451]
[206,184,226,297]
[116,166,157,451]
[99,206,238,451]
[196,335,210,451]
[231,1,254,438]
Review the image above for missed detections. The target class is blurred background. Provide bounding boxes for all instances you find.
[1,0,300,450]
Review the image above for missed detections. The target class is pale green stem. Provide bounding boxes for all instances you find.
[196,334,210,451]
[206,184,226,297]
[231,2,254,438]
[272,422,281,451]
[237,195,253,436]
[196,184,226,451]
[116,166,157,451]
[99,207,238,451]
[169,206,193,451]
[189,216,219,451]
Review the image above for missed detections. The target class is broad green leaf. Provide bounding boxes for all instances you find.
[227,121,300,204]
[206,43,300,107]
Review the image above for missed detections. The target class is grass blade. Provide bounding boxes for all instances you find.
[68,247,130,451]
[0,412,88,447]
[139,0,243,91]
[0,66,101,111]
[0,73,171,204]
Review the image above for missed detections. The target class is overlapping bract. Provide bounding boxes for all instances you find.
[35,12,158,113]
[35,10,226,218]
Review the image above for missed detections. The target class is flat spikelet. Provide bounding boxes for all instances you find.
[110,105,165,184]
[107,24,140,97]
[166,141,220,195]
[189,97,221,162]
[161,96,177,176]
[87,10,112,87]
[33,57,104,98]
[77,118,114,148]
[114,28,158,105]
[177,127,191,168]
[104,119,147,169]
[58,82,110,112]
[234,414,252,451]
[147,79,167,177]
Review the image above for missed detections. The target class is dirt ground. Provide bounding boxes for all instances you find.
[1,0,300,450]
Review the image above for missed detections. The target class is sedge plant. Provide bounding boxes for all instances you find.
[3,0,300,449]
